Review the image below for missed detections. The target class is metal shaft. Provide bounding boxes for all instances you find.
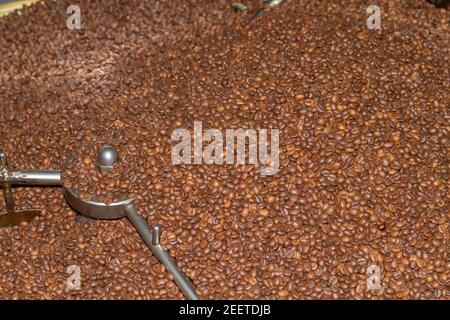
[125,205,199,300]
[0,151,14,212]
[8,170,61,186]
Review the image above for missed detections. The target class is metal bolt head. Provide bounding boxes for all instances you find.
[98,145,118,172]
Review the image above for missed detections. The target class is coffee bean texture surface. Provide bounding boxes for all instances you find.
[0,0,448,299]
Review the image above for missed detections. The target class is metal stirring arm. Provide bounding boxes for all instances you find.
[7,170,61,186]
[63,187,200,300]
[1,169,61,212]
[125,205,199,300]
[1,151,61,187]
[1,149,200,299]
[0,151,62,227]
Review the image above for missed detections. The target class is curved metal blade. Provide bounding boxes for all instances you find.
[64,188,133,220]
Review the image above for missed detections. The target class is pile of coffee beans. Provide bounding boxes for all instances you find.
[0,0,448,299]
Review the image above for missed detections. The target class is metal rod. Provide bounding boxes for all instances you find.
[0,151,14,212]
[8,170,61,186]
[125,205,199,300]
